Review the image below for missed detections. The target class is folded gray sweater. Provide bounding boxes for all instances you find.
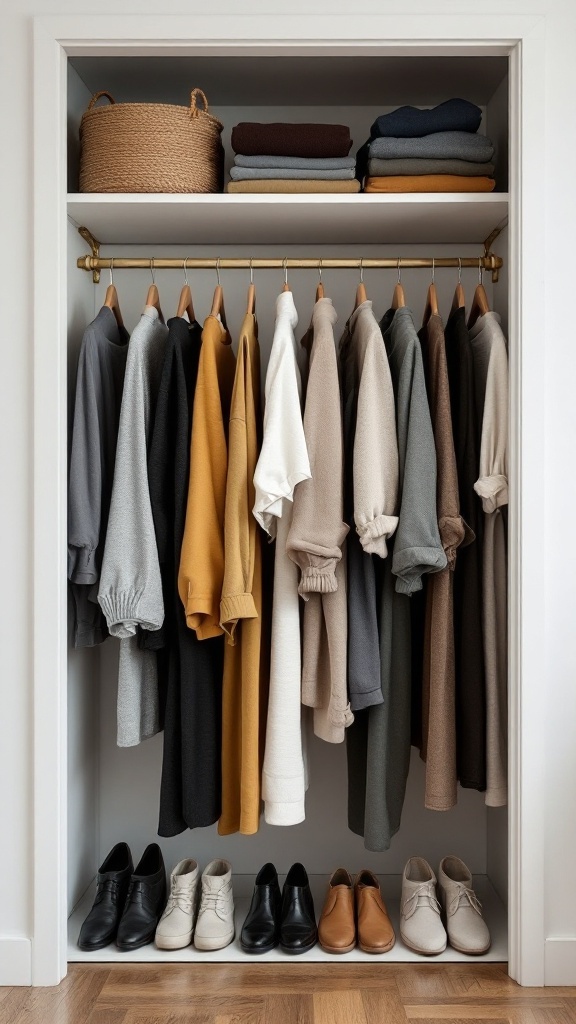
[230,166,356,181]
[369,132,494,162]
[367,157,495,177]
[235,154,357,170]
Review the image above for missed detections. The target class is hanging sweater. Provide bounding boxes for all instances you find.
[287,297,353,744]
[219,314,268,836]
[347,307,446,851]
[178,316,236,640]
[469,311,509,808]
[253,291,311,826]
[68,306,129,647]
[98,306,168,747]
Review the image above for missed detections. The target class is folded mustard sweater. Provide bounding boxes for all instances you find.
[227,178,361,194]
[364,175,495,193]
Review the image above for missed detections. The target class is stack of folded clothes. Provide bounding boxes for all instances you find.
[357,98,496,193]
[228,122,360,193]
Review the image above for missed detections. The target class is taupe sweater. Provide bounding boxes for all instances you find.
[287,297,353,743]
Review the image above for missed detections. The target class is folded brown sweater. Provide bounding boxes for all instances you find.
[364,175,496,194]
[227,179,361,194]
[231,122,352,158]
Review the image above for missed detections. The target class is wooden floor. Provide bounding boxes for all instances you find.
[2,963,576,1024]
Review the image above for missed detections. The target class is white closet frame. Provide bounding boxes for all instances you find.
[32,13,545,986]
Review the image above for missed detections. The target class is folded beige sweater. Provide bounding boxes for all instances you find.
[227,179,361,194]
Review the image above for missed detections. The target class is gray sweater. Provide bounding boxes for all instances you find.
[347,307,446,851]
[368,132,495,162]
[98,307,168,747]
[68,307,129,647]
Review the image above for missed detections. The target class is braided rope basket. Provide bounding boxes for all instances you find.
[79,89,224,193]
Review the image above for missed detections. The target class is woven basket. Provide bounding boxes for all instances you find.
[79,89,224,193]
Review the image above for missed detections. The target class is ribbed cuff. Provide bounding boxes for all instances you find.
[474,474,508,513]
[392,545,448,595]
[298,564,338,596]
[220,592,258,641]
[356,513,399,557]
[98,593,164,638]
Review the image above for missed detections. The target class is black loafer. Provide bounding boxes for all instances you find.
[280,862,317,955]
[116,844,167,951]
[241,862,282,954]
[78,842,133,951]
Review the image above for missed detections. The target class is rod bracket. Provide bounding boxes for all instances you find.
[77,226,101,283]
[483,216,509,283]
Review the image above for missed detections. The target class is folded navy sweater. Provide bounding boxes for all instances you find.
[370,98,482,139]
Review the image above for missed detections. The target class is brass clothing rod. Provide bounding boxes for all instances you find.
[78,255,502,272]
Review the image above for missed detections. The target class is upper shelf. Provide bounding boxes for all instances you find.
[67,193,509,247]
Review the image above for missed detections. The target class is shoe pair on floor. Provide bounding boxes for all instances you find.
[241,862,317,955]
[401,856,491,956]
[155,858,234,951]
[78,842,166,952]
[319,868,395,954]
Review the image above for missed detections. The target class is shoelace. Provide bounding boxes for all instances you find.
[449,884,483,916]
[199,885,230,919]
[166,881,195,914]
[94,879,120,905]
[402,883,442,916]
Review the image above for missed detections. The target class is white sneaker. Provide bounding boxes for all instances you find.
[438,856,491,955]
[400,857,447,956]
[194,859,235,951]
[155,859,199,950]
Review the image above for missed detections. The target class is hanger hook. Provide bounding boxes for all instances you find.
[431,257,435,285]
[397,257,402,284]
[150,257,155,284]
[478,256,483,285]
[458,257,462,285]
[359,257,364,284]
[216,257,221,286]
[249,257,254,285]
[109,257,114,287]
[183,256,189,286]
[283,257,288,287]
[318,258,323,283]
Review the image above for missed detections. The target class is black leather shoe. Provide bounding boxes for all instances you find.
[116,844,167,951]
[241,862,282,954]
[78,842,133,951]
[280,862,317,955]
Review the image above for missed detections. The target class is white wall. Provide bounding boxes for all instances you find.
[1,0,576,987]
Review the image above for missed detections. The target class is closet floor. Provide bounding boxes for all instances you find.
[68,874,507,965]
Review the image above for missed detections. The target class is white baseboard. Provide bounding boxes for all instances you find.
[545,937,576,985]
[0,937,32,986]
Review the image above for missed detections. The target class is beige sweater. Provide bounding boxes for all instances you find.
[286,297,353,743]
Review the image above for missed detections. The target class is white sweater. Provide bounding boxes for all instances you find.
[253,291,311,825]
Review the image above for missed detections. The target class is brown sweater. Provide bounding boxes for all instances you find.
[231,122,352,158]
[218,314,267,836]
[419,314,471,811]
[286,297,353,743]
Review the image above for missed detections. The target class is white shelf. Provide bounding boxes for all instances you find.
[68,873,507,965]
[68,193,509,247]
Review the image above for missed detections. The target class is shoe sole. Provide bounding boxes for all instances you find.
[280,938,318,955]
[77,937,115,952]
[400,934,447,956]
[358,936,396,955]
[194,930,235,951]
[155,933,193,950]
[319,941,356,954]
[449,939,492,956]
[240,941,279,955]
[116,932,156,952]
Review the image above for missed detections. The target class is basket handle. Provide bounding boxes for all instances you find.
[190,88,209,118]
[87,91,116,111]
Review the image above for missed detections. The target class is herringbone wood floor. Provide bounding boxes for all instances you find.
[2,963,576,1023]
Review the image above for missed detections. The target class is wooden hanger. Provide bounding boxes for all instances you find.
[451,258,466,314]
[467,257,491,329]
[422,258,439,326]
[146,258,163,319]
[316,259,325,300]
[392,258,406,309]
[104,259,123,327]
[354,258,367,310]
[210,258,227,327]
[246,259,256,315]
[282,257,291,292]
[176,258,195,321]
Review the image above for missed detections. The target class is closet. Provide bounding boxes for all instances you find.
[65,51,510,965]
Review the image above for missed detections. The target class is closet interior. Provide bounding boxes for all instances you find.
[66,51,511,963]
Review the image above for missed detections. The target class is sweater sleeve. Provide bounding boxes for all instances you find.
[68,338,102,584]
[474,331,509,512]
[392,340,447,594]
[98,331,165,636]
[286,310,349,596]
[354,321,399,557]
